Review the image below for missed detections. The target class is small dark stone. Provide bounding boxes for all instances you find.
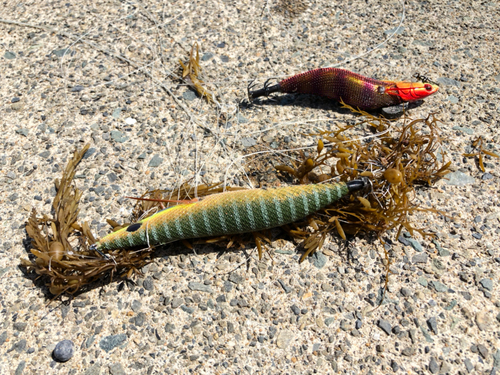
[228,273,244,284]
[464,358,474,373]
[99,334,126,353]
[14,361,26,375]
[165,323,175,334]
[482,172,493,180]
[477,343,489,359]
[171,297,183,308]
[11,97,20,103]
[398,236,410,246]
[71,85,84,92]
[10,339,27,353]
[131,300,142,312]
[52,340,74,362]
[0,331,8,346]
[201,52,214,61]
[412,253,428,264]
[472,232,483,239]
[109,363,126,375]
[143,277,154,291]
[181,305,194,314]
[134,312,146,327]
[390,359,399,372]
[290,305,300,315]
[479,278,493,291]
[377,319,392,335]
[148,155,163,167]
[278,279,292,294]
[13,322,27,332]
[429,357,439,374]
[217,42,226,48]
[427,317,438,334]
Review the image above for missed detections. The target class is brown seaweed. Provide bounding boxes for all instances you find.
[21,145,153,297]
[179,42,214,103]
[463,136,499,172]
[274,102,451,261]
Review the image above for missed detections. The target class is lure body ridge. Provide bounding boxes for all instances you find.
[249,68,438,110]
[96,180,365,251]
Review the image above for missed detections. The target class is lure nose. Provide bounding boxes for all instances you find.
[347,178,369,192]
[388,82,439,102]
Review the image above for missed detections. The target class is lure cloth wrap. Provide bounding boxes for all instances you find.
[97,182,350,251]
[279,67,402,110]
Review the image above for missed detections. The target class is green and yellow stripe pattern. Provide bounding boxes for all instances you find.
[96,182,350,251]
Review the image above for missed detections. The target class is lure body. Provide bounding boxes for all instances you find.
[249,68,438,110]
[96,180,366,251]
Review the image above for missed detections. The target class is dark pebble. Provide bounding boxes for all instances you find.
[429,357,439,374]
[290,305,300,315]
[10,339,27,353]
[15,361,26,375]
[171,297,183,308]
[0,331,9,346]
[398,236,410,246]
[472,232,482,239]
[229,273,244,284]
[71,85,84,92]
[52,340,74,362]
[143,276,154,291]
[180,305,194,314]
[217,42,226,48]
[278,279,292,294]
[99,334,127,353]
[11,97,20,103]
[479,278,493,291]
[165,323,175,333]
[201,52,214,61]
[390,359,399,371]
[464,358,474,372]
[377,319,392,335]
[477,343,489,359]
[134,312,145,327]
[412,253,428,264]
[13,322,27,332]
[427,317,438,334]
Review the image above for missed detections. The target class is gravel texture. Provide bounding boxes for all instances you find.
[1,0,499,374]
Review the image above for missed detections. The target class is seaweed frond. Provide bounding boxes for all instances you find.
[179,42,214,103]
[275,102,451,260]
[22,145,152,297]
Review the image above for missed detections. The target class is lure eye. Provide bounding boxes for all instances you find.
[424,84,432,91]
[126,223,142,232]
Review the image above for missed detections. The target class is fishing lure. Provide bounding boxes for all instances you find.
[248,68,439,110]
[94,179,367,252]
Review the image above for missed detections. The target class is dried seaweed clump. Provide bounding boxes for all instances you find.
[21,145,153,297]
[275,103,451,260]
[463,136,499,172]
[179,42,214,103]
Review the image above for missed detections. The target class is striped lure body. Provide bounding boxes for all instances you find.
[249,68,439,110]
[96,181,363,251]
